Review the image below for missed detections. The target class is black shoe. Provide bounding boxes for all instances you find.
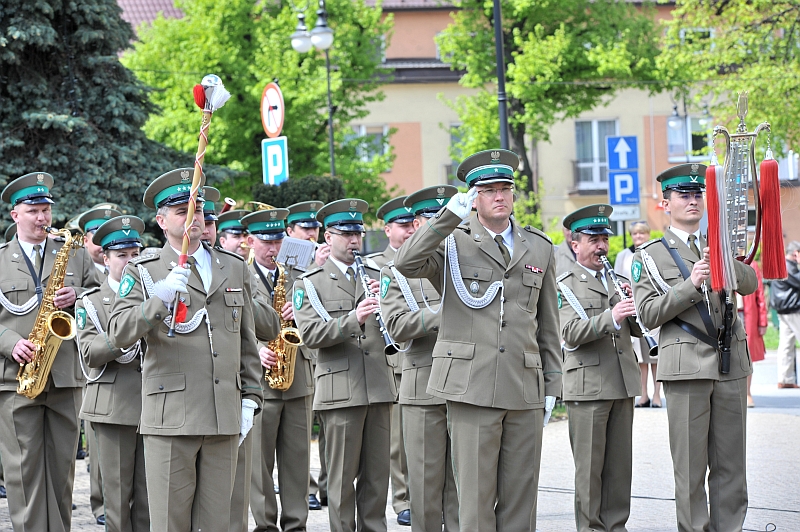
[0,486,6,498]
[397,509,411,526]
[87,463,91,473]
[319,495,328,506]
[309,494,322,510]
[76,449,87,460]
[96,515,105,526]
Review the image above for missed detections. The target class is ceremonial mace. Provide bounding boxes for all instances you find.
[167,75,231,337]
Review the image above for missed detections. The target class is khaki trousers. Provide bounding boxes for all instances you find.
[403,404,459,532]
[447,401,544,532]
[0,386,81,532]
[664,379,748,532]
[567,398,634,532]
[309,411,327,498]
[94,423,150,532]
[777,312,800,384]
[143,434,238,532]
[250,395,312,532]
[390,375,409,514]
[229,428,253,532]
[87,420,104,518]
[321,403,392,532]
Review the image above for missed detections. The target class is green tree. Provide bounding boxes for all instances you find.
[658,1,800,151]
[437,0,661,224]
[252,175,345,207]
[0,0,235,240]
[123,0,395,211]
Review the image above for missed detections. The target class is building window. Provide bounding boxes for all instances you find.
[574,119,618,190]
[349,125,389,162]
[667,115,711,162]
[445,125,462,186]
[679,28,715,50]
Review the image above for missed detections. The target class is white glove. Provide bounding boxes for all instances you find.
[543,395,557,427]
[445,187,478,219]
[239,398,257,446]
[151,266,190,307]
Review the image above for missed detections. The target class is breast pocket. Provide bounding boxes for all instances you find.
[323,300,354,319]
[142,373,186,429]
[402,355,434,400]
[430,340,475,395]
[224,293,243,332]
[0,279,29,305]
[563,352,601,396]
[315,356,351,404]
[582,298,604,317]
[459,264,493,298]
[658,336,700,376]
[517,273,542,312]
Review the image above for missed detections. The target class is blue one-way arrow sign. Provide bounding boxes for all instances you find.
[606,136,638,171]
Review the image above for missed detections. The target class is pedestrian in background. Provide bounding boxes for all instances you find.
[741,260,767,406]
[768,241,800,389]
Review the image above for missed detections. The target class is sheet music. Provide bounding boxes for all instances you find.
[277,237,316,270]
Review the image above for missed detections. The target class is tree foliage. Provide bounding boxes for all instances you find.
[252,175,345,208]
[0,0,235,237]
[123,0,395,211]
[437,0,661,223]
[658,0,800,152]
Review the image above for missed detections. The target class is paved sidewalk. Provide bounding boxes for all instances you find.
[2,350,799,530]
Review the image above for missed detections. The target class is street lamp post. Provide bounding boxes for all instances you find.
[291,0,336,177]
[492,0,510,150]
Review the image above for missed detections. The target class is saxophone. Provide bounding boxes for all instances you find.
[17,227,84,399]
[265,262,303,390]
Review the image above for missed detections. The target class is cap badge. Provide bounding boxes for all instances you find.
[104,210,111,218]
[349,200,358,209]
[181,170,191,181]
[269,211,277,219]
[121,217,131,228]
[437,187,445,196]
[36,174,44,184]
[598,205,606,214]
[490,150,500,162]
[691,163,700,174]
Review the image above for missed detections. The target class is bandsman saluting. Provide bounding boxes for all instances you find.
[557,205,641,532]
[77,215,150,532]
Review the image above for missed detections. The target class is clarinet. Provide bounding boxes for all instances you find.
[352,251,398,356]
[600,255,658,356]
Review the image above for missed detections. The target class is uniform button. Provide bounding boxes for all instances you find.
[327,368,331,373]
[504,273,509,279]
[499,346,505,353]
[424,296,429,301]
[690,299,695,303]
[473,273,478,278]
[361,335,366,339]
[350,333,356,338]
[364,351,370,355]
[155,313,162,320]
[213,352,218,357]
[412,362,416,366]
[447,350,452,356]
[579,361,583,366]
[159,385,164,390]
[618,350,623,354]
[207,298,211,304]
[676,338,680,343]
[432,326,439,332]
[215,378,219,384]
[339,305,342,309]
[11,286,14,290]
[210,325,214,331]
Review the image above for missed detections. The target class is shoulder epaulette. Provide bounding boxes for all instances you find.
[557,271,572,282]
[366,251,382,259]
[0,242,8,250]
[638,238,660,250]
[129,253,159,265]
[298,267,324,280]
[80,286,102,298]
[216,247,246,261]
[524,225,552,243]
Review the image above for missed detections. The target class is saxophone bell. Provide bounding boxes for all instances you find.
[265,262,304,390]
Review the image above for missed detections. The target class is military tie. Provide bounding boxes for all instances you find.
[186,257,205,289]
[595,270,607,293]
[346,266,357,290]
[494,235,511,266]
[688,234,701,259]
[32,244,42,275]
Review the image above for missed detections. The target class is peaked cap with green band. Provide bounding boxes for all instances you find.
[2,172,55,205]
[657,163,707,192]
[202,187,221,221]
[92,215,145,250]
[377,196,414,225]
[77,206,122,233]
[317,198,369,232]
[217,210,248,234]
[143,168,206,209]
[562,204,614,236]
[456,149,519,188]
[287,200,324,228]
[242,208,289,241]
[404,184,458,217]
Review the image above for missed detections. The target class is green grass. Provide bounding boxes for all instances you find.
[765,324,779,350]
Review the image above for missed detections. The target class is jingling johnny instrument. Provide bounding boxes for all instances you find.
[706,92,787,373]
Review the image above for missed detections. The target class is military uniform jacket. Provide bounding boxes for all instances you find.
[632,230,756,382]
[368,246,404,374]
[292,259,397,411]
[107,242,263,436]
[558,265,641,401]
[77,281,143,426]
[250,262,313,401]
[0,237,99,391]
[554,241,577,276]
[381,267,443,406]
[394,210,563,410]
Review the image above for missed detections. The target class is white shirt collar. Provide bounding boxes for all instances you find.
[94,262,106,274]
[255,260,277,281]
[170,244,212,290]
[329,256,354,279]
[669,226,702,248]
[17,238,46,260]
[483,220,514,255]
[107,276,120,294]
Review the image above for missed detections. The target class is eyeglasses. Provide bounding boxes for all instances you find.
[476,186,514,198]
[327,230,365,238]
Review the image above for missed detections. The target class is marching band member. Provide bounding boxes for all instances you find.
[201,186,221,246]
[107,169,264,532]
[557,204,641,532]
[77,215,150,532]
[393,149,562,532]
[217,209,250,260]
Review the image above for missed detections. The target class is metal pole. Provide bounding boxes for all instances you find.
[325,49,336,177]
[622,220,627,249]
[492,0,509,150]
[683,96,689,163]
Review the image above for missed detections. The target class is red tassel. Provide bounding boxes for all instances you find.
[193,84,206,109]
[706,164,724,291]
[175,301,188,324]
[760,158,787,279]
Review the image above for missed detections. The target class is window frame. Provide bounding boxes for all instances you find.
[574,118,619,191]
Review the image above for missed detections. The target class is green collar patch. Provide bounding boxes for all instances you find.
[294,288,305,310]
[119,273,136,298]
[631,260,643,283]
[381,276,391,299]
[76,308,86,330]
[557,291,562,309]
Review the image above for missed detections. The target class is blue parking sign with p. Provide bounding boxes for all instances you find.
[262,137,289,186]
[608,171,640,205]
